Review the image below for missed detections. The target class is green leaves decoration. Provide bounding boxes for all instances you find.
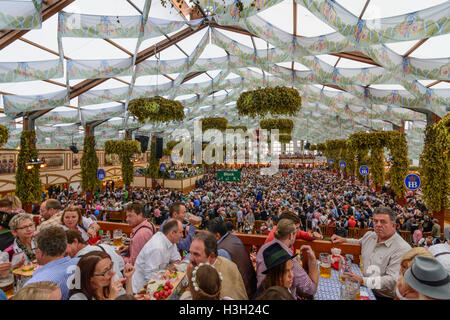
[236,86,301,117]
[128,96,184,124]
[81,136,100,193]
[259,118,294,134]
[201,117,228,132]
[0,125,9,146]
[15,131,42,204]
[420,114,449,212]
[148,140,160,179]
[105,140,141,185]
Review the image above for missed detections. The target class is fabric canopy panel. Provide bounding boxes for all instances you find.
[0,0,42,30]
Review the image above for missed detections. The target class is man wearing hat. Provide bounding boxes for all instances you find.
[256,219,317,300]
[403,256,450,300]
[428,243,450,273]
[422,215,433,233]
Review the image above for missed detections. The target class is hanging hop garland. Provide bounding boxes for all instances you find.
[81,136,100,193]
[0,125,8,146]
[128,96,184,124]
[237,86,301,118]
[201,117,228,132]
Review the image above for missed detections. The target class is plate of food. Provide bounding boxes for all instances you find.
[140,271,185,300]
[12,263,38,277]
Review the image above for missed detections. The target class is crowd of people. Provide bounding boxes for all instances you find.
[0,167,448,300]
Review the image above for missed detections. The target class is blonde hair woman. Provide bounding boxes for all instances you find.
[395,247,433,300]
[2,195,24,213]
[14,281,61,300]
[9,213,37,266]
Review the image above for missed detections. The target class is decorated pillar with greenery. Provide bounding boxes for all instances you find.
[148,139,160,181]
[104,140,141,187]
[420,114,449,231]
[387,131,408,198]
[81,135,100,203]
[15,130,42,206]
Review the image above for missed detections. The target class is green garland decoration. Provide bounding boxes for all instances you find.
[81,136,100,193]
[386,131,408,197]
[236,86,301,118]
[15,131,42,204]
[0,125,8,146]
[278,134,292,144]
[201,117,228,132]
[259,119,294,134]
[148,140,160,179]
[104,140,141,185]
[420,114,449,212]
[227,125,248,131]
[128,96,184,123]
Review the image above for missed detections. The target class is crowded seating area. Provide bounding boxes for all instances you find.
[0,0,449,304]
[0,167,449,300]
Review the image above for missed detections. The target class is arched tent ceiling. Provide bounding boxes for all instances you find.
[0,0,449,161]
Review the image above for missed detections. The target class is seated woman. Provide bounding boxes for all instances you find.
[184,263,231,300]
[60,206,89,242]
[7,213,37,266]
[403,256,450,300]
[395,247,433,300]
[69,251,134,300]
[253,242,296,299]
[14,281,61,300]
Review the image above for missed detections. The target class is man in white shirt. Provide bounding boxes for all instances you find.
[132,219,183,292]
[331,206,411,299]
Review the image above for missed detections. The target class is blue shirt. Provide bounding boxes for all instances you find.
[216,233,233,261]
[194,200,200,208]
[25,256,80,300]
[0,289,7,300]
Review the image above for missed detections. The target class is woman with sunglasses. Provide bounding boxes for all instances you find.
[69,251,135,300]
[7,213,37,267]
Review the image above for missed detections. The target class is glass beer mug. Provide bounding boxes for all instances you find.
[319,252,331,278]
[339,256,352,282]
[113,229,123,247]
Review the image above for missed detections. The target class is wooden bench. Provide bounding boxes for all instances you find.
[106,210,126,223]
[223,217,237,230]
[252,220,266,234]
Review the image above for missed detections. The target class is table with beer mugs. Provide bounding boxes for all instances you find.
[314,252,376,300]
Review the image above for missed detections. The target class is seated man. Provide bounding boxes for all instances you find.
[24,227,79,300]
[332,206,411,299]
[182,231,248,300]
[65,230,125,276]
[264,210,323,248]
[206,217,257,299]
[132,219,183,292]
[159,202,198,252]
[117,202,156,265]
[37,199,99,238]
[257,219,317,300]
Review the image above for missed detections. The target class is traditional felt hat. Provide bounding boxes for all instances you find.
[404,256,450,300]
[262,242,297,275]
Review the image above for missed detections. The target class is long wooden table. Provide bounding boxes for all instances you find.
[97,222,362,264]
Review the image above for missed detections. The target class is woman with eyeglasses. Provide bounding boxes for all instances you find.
[69,251,135,300]
[7,213,37,267]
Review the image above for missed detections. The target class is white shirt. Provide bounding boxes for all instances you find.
[132,232,181,293]
[75,244,125,277]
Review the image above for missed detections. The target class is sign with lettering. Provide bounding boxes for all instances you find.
[359,165,369,176]
[329,158,334,164]
[97,168,105,180]
[405,174,420,190]
[217,170,241,182]
[339,161,346,168]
